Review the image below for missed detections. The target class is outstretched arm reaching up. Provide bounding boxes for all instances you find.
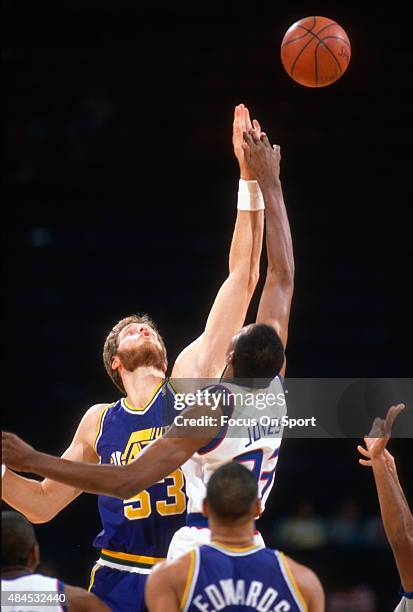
[242,130,294,377]
[358,404,413,593]
[171,104,264,379]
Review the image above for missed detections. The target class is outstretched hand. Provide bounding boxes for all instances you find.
[232,104,262,180]
[242,129,281,191]
[2,431,37,472]
[357,403,405,467]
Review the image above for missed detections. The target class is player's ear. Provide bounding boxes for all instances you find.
[29,543,40,571]
[112,355,121,371]
[202,499,209,518]
[254,499,262,519]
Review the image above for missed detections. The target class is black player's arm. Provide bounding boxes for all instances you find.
[244,133,294,373]
[64,584,110,611]
[2,404,221,499]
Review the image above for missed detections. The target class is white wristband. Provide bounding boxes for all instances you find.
[237,179,265,211]
[2,464,6,478]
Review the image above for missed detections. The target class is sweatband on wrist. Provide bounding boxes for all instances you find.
[237,179,265,211]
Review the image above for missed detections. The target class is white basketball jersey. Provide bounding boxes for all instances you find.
[1,573,66,611]
[182,376,286,523]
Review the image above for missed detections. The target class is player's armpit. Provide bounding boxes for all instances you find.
[64,584,110,611]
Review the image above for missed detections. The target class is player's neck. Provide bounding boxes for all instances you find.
[124,367,165,408]
[209,522,256,549]
[1,567,33,579]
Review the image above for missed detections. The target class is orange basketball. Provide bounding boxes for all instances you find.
[281,16,351,87]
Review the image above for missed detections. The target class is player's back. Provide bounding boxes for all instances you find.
[183,376,286,528]
[182,542,306,611]
[93,379,187,570]
[1,573,65,611]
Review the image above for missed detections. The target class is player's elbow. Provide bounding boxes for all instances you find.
[248,268,260,297]
[26,508,57,524]
[266,265,294,290]
[112,470,141,500]
[388,522,413,558]
[113,481,137,500]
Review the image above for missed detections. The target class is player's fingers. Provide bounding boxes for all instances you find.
[245,106,253,131]
[252,119,261,134]
[233,104,240,124]
[243,131,254,146]
[259,133,270,147]
[385,403,405,434]
[359,458,372,467]
[357,445,370,457]
[242,141,252,161]
[233,105,242,136]
[369,417,384,438]
[248,129,260,145]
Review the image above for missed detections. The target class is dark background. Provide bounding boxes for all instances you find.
[2,1,412,610]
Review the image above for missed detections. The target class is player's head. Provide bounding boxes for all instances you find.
[225,323,285,381]
[203,462,260,526]
[1,511,39,572]
[103,314,168,393]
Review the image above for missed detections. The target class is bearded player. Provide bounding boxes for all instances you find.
[2,104,266,612]
[4,127,294,563]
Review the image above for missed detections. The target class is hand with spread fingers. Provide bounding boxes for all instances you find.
[357,403,413,600]
[357,403,405,467]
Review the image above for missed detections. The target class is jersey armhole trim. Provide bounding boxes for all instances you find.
[180,548,199,612]
[94,405,111,452]
[277,551,308,612]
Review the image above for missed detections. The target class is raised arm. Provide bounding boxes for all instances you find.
[171,104,264,379]
[2,401,220,500]
[1,404,105,523]
[243,131,294,373]
[358,404,413,592]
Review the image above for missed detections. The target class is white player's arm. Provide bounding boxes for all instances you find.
[1,401,220,500]
[172,105,264,379]
[145,554,190,612]
[358,405,413,591]
[64,584,110,612]
[243,132,294,374]
[1,404,106,523]
[284,556,325,612]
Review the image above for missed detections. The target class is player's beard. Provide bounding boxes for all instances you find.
[117,342,166,373]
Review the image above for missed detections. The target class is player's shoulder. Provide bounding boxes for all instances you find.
[281,553,325,608]
[149,550,192,585]
[82,403,112,424]
[75,403,114,447]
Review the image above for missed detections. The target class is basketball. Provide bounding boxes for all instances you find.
[280,16,351,87]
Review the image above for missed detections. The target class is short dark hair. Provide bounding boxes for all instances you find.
[206,462,258,522]
[232,323,285,379]
[102,313,167,393]
[1,511,37,569]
